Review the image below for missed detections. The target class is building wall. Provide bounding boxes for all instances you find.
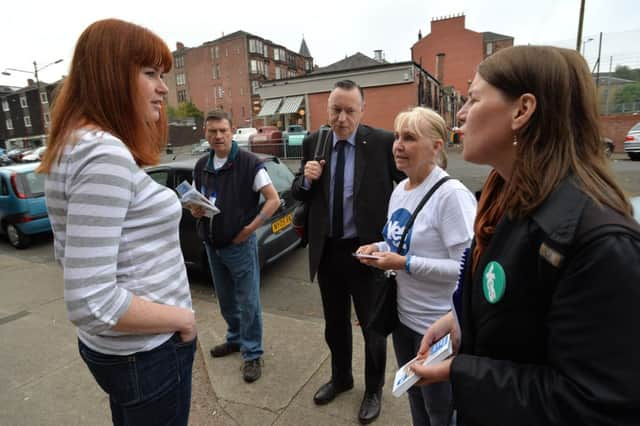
[600,113,640,151]
[166,32,309,129]
[306,82,417,132]
[411,16,485,95]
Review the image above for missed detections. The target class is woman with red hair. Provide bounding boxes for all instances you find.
[39,19,196,425]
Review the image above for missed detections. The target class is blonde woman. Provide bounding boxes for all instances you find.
[358,107,476,425]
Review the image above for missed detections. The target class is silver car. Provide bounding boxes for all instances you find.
[624,122,640,161]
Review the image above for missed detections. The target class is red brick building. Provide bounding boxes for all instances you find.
[411,14,513,95]
[255,53,447,133]
[165,31,313,128]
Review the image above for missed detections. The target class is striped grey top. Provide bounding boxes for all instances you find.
[45,130,192,355]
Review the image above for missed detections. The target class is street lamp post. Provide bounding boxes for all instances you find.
[582,37,594,55]
[2,59,63,140]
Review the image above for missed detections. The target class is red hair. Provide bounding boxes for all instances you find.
[39,19,172,172]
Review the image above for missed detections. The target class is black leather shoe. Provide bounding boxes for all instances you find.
[358,391,381,424]
[210,342,240,358]
[313,381,354,405]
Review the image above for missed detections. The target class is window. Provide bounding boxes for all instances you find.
[40,92,48,103]
[211,46,220,59]
[177,90,187,103]
[5,118,13,130]
[2,100,8,111]
[275,67,281,80]
[273,48,285,62]
[240,87,244,96]
[486,42,494,55]
[148,171,170,187]
[251,81,259,94]
[264,62,269,79]
[44,112,51,125]
[217,86,224,98]
[250,59,265,76]
[24,115,32,127]
[242,106,245,117]
[225,48,228,57]
[249,39,264,55]
[176,73,186,86]
[263,44,269,57]
[213,64,220,79]
[175,56,184,68]
[20,95,28,108]
[305,59,313,71]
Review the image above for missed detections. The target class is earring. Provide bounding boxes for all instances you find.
[513,134,518,146]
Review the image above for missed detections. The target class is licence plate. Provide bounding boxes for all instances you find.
[271,213,292,234]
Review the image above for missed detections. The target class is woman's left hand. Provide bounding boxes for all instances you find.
[411,357,453,386]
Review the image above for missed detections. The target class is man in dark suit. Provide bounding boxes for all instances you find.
[291,80,404,424]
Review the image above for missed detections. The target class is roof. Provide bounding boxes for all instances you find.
[313,52,382,74]
[299,38,312,58]
[594,76,636,85]
[482,31,513,42]
[0,161,41,174]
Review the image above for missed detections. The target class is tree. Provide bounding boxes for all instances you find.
[614,83,640,112]
[613,65,640,82]
[167,101,203,121]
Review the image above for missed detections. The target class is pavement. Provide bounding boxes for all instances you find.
[0,249,412,425]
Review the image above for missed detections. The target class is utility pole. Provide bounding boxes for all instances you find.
[576,0,586,52]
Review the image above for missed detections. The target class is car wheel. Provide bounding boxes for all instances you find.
[629,153,640,161]
[6,224,31,249]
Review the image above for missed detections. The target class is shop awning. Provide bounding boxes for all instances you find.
[278,96,304,114]
[257,98,282,116]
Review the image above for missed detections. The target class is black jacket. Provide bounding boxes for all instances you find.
[451,178,640,426]
[193,142,264,248]
[290,124,404,281]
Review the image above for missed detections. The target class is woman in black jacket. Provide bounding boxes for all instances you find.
[411,45,640,426]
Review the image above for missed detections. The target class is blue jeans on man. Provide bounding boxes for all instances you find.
[204,233,263,361]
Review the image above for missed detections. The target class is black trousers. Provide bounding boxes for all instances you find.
[317,237,387,392]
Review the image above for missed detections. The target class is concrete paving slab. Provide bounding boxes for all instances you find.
[1,262,63,314]
[195,297,329,412]
[0,357,110,426]
[0,293,78,390]
[220,401,278,426]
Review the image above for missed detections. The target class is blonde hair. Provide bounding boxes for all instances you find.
[394,107,448,169]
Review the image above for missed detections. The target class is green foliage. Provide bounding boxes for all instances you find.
[167,102,203,120]
[613,83,640,112]
[613,66,640,82]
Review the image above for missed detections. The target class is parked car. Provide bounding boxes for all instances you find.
[250,126,284,157]
[0,153,11,166]
[233,127,258,148]
[191,139,210,155]
[7,148,31,163]
[283,125,309,158]
[602,137,614,158]
[146,154,301,279]
[624,122,640,161]
[22,146,47,162]
[0,162,51,248]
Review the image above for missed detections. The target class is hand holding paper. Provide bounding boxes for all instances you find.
[175,180,220,218]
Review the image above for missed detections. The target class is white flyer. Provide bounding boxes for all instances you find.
[175,180,220,218]
[391,333,453,398]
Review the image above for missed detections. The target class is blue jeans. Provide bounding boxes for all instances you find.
[393,321,454,426]
[78,334,196,426]
[204,233,263,361]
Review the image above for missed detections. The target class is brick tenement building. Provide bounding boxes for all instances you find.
[164,31,313,129]
[411,14,513,95]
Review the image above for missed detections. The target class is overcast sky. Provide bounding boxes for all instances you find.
[2,0,639,87]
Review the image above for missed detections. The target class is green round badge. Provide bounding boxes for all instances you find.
[482,261,506,304]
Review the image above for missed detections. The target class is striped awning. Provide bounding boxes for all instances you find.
[258,98,282,116]
[278,96,304,114]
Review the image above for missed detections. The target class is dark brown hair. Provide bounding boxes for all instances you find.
[473,45,631,269]
[39,19,172,171]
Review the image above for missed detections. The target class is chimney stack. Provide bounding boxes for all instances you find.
[435,53,445,82]
[373,49,385,62]
[27,78,35,87]
[176,42,184,50]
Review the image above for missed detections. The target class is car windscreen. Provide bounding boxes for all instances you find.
[631,122,640,132]
[263,160,293,194]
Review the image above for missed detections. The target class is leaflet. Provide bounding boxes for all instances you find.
[391,333,453,398]
[175,180,220,218]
